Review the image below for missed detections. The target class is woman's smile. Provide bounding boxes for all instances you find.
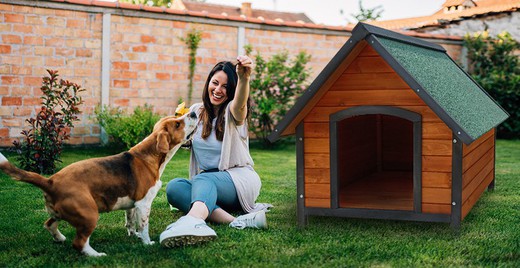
[209,70,228,107]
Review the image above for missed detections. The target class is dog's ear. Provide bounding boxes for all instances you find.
[156,130,170,153]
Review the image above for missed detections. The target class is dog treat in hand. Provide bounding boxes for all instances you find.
[175,102,190,117]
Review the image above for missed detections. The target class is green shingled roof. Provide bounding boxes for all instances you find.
[268,23,509,144]
[377,36,509,141]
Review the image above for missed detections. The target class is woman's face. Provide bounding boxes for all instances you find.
[208,70,229,108]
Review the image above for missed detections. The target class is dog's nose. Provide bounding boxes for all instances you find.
[189,111,197,119]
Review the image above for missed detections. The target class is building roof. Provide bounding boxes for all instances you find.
[368,0,520,31]
[40,1,464,41]
[173,0,314,24]
[268,22,509,145]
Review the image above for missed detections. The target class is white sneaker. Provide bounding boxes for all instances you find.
[160,215,217,248]
[229,210,267,229]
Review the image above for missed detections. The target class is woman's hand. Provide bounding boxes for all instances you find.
[236,55,254,79]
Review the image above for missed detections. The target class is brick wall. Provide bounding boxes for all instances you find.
[0,0,463,147]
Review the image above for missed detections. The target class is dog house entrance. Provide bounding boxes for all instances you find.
[331,106,421,211]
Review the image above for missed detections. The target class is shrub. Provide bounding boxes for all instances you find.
[246,46,312,146]
[464,31,520,139]
[94,104,161,149]
[12,70,84,174]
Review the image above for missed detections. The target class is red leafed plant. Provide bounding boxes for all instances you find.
[12,70,84,174]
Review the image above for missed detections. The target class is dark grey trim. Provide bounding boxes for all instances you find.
[451,135,463,229]
[489,129,497,191]
[356,23,446,52]
[296,123,307,227]
[306,207,451,223]
[367,34,475,145]
[329,106,422,212]
[413,116,423,213]
[329,119,339,209]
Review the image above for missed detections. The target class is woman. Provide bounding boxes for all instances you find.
[159,56,272,248]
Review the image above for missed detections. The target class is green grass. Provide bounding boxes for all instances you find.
[0,140,519,267]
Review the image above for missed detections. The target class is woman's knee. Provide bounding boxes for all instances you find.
[165,178,191,208]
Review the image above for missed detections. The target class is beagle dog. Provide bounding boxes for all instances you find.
[0,112,197,256]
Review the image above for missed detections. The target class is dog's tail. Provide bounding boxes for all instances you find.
[0,152,52,193]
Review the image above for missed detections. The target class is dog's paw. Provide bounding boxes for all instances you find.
[127,229,137,237]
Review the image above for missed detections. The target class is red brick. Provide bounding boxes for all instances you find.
[0,45,11,53]
[45,58,65,66]
[23,36,43,45]
[56,48,74,56]
[131,62,147,71]
[2,97,22,106]
[47,17,66,27]
[13,24,33,33]
[66,19,85,28]
[156,73,170,80]
[1,76,21,85]
[113,80,130,88]
[0,128,8,137]
[23,97,41,106]
[66,136,83,145]
[0,106,11,116]
[2,34,22,44]
[34,46,54,56]
[83,136,101,144]
[26,15,43,25]
[121,71,137,79]
[13,107,32,116]
[76,49,93,57]
[132,45,147,52]
[4,14,24,23]
[113,61,129,70]
[141,35,156,43]
[114,98,130,106]
[45,37,65,47]
[23,76,43,87]
[11,66,32,75]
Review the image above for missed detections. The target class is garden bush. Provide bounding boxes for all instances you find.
[94,104,161,150]
[464,31,520,139]
[12,70,84,174]
[245,45,312,146]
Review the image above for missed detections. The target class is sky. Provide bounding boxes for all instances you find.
[204,0,446,26]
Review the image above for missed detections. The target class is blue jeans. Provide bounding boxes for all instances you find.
[165,171,242,215]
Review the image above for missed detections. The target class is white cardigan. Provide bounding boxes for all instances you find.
[188,103,271,213]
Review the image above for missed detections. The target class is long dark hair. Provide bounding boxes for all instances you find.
[200,61,246,141]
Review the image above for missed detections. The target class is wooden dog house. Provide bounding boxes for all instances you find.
[268,23,509,228]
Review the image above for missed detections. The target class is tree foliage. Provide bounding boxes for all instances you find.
[464,31,520,139]
[118,0,206,7]
[341,0,384,23]
[245,45,312,146]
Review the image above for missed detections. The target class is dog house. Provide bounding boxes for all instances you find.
[268,23,509,228]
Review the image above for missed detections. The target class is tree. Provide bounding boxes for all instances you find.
[246,45,312,146]
[118,0,206,7]
[341,0,384,23]
[464,31,520,139]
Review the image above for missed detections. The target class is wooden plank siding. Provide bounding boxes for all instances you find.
[302,45,454,213]
[461,129,495,219]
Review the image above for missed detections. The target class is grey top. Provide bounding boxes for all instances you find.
[192,118,222,171]
[189,103,272,213]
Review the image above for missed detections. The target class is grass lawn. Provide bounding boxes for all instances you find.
[0,140,519,267]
